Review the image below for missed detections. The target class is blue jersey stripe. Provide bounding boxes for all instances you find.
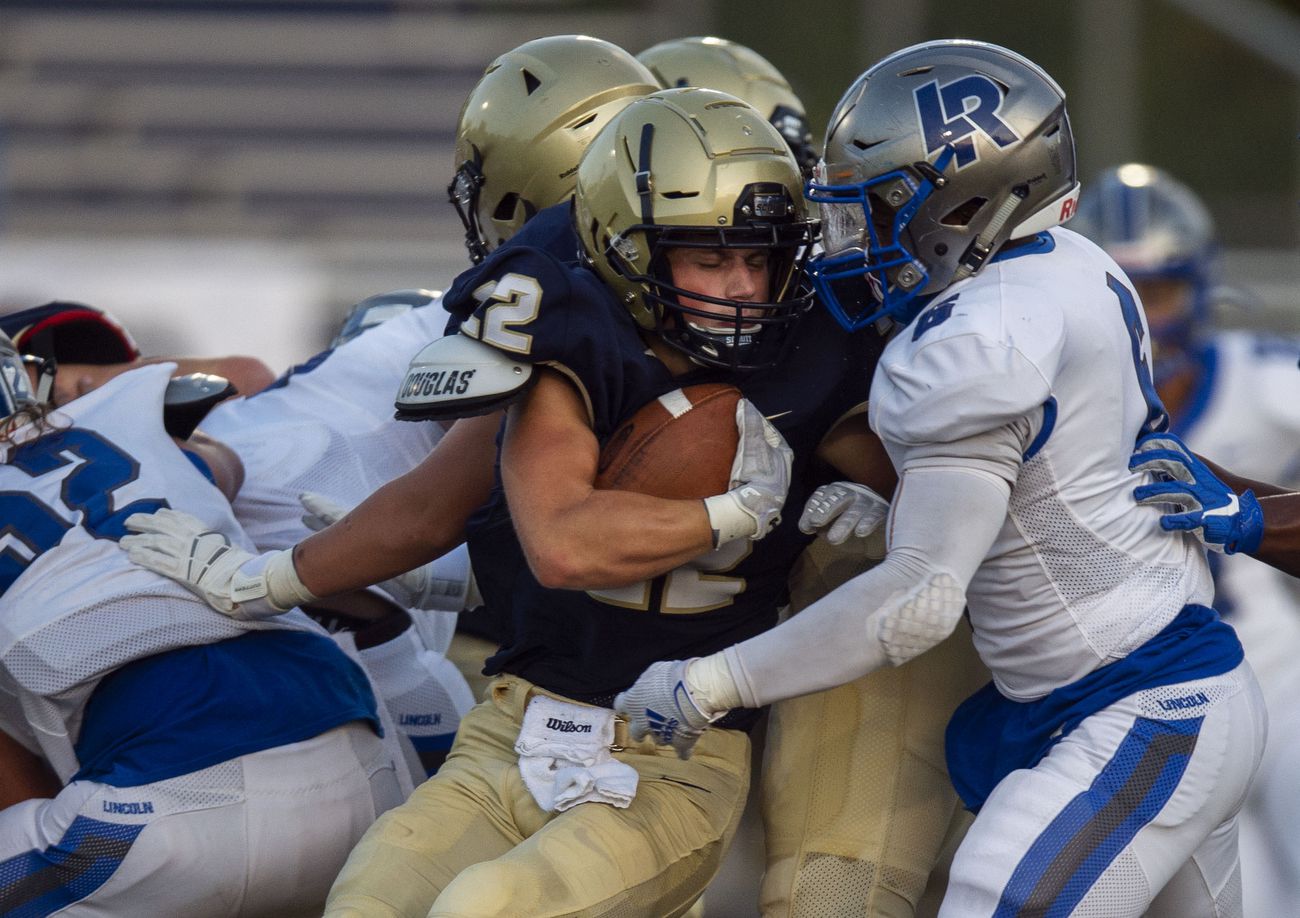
[993,715,1201,917]
[0,816,144,917]
[1022,397,1058,462]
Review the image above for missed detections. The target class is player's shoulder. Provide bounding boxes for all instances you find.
[443,244,575,320]
[873,238,1075,446]
[450,256,645,403]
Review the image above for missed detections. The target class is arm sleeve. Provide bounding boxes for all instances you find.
[715,429,1019,708]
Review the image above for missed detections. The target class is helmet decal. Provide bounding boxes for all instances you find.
[914,75,1022,169]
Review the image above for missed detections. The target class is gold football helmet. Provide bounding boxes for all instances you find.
[449,35,659,263]
[637,37,817,177]
[574,88,817,371]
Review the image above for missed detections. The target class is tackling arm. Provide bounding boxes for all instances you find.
[697,462,1008,710]
[616,456,1010,754]
[292,410,502,596]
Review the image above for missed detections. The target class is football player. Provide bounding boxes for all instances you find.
[121,87,890,916]
[1073,165,1300,914]
[618,41,1266,916]
[0,333,403,916]
[642,33,990,918]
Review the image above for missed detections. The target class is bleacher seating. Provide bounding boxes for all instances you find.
[0,1,704,242]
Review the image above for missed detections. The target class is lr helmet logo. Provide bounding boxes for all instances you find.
[914,75,1021,170]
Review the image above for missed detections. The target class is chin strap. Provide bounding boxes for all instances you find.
[952,186,1027,283]
[29,355,57,405]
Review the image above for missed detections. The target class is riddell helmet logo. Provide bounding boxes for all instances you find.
[914,75,1021,170]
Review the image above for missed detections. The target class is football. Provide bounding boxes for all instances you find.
[595,383,742,500]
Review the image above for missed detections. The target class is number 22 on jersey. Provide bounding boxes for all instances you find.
[1,430,167,595]
[587,539,750,615]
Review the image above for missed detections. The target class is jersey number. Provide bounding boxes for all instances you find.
[1108,273,1169,436]
[587,539,750,615]
[460,274,542,355]
[0,430,167,595]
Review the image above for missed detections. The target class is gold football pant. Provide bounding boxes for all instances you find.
[325,674,751,918]
[760,535,990,917]
[444,629,498,704]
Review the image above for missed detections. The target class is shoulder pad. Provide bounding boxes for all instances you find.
[874,295,1059,446]
[395,334,534,422]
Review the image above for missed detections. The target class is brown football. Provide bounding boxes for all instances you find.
[595,383,742,500]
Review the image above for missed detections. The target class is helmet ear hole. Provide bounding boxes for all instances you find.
[941,197,988,227]
[492,193,520,222]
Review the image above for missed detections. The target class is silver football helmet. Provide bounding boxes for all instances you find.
[807,40,1080,331]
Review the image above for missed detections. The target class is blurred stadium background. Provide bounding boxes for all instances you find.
[0,0,1296,372]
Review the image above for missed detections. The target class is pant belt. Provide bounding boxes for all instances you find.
[492,677,631,752]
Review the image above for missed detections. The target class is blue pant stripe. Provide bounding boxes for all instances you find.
[0,815,143,917]
[993,716,1202,918]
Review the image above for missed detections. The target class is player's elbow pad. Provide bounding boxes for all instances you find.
[865,568,967,668]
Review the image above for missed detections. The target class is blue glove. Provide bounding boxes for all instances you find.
[614,660,715,759]
[1129,432,1264,555]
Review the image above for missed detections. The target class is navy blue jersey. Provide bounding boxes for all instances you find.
[443,201,581,338]
[443,241,881,708]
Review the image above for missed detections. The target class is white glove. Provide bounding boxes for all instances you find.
[614,659,717,759]
[798,481,890,544]
[121,508,315,620]
[702,399,793,548]
[300,492,479,611]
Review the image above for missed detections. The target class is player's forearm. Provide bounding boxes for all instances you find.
[1254,492,1300,578]
[691,463,1007,712]
[293,413,499,596]
[1194,453,1300,575]
[514,489,715,590]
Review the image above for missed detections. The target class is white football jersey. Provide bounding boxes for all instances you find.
[872,227,1213,700]
[201,301,450,552]
[0,364,314,778]
[1179,330,1300,698]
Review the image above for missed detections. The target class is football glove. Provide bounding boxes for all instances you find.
[121,508,315,620]
[702,399,793,548]
[1129,431,1264,555]
[615,659,717,760]
[300,492,480,611]
[798,481,890,544]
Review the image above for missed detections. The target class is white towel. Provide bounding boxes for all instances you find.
[515,695,639,812]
